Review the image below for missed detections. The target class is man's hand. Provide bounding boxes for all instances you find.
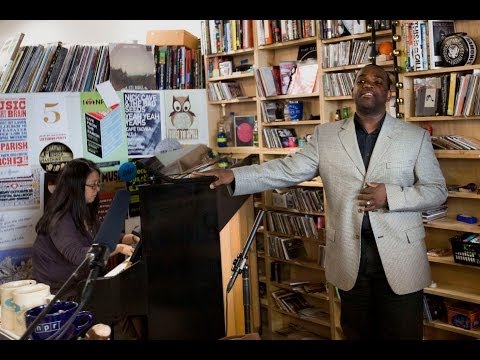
[192,169,235,189]
[357,182,388,212]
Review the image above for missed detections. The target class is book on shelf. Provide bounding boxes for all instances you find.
[317,244,326,268]
[447,72,459,116]
[233,115,256,146]
[287,59,318,95]
[427,20,455,70]
[423,294,447,321]
[422,204,447,223]
[297,44,317,61]
[414,77,441,117]
[261,100,286,123]
[0,32,25,91]
[279,61,296,95]
[297,307,329,321]
[280,237,307,260]
[275,128,297,148]
[271,290,311,314]
[271,189,294,209]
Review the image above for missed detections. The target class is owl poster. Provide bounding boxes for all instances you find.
[162,89,209,146]
[122,90,163,157]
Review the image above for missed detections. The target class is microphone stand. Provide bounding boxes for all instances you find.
[226,209,264,334]
[51,244,109,340]
[79,244,109,304]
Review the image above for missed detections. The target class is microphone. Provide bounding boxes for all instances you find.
[118,162,137,182]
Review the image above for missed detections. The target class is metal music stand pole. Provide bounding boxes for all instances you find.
[226,209,265,334]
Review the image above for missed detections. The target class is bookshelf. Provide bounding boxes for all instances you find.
[251,20,330,339]
[202,19,395,339]
[397,19,480,339]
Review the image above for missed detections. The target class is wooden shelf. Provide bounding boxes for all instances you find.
[262,204,324,216]
[257,92,320,101]
[423,217,480,233]
[265,230,325,243]
[214,146,261,154]
[401,19,480,340]
[321,29,392,44]
[401,64,480,77]
[207,72,254,82]
[262,120,322,126]
[269,256,324,271]
[424,283,480,305]
[271,307,331,327]
[408,116,480,122]
[323,60,393,73]
[208,97,256,105]
[435,150,480,159]
[258,36,317,50]
[323,63,372,73]
[428,255,480,270]
[271,281,330,301]
[261,148,301,155]
[299,179,323,187]
[424,320,480,339]
[206,48,254,58]
[448,191,480,200]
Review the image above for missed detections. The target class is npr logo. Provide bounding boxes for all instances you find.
[35,321,61,333]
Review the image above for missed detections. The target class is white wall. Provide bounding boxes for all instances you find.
[0,20,202,45]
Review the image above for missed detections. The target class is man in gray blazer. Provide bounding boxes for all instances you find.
[196,64,447,339]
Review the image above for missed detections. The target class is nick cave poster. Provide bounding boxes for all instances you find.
[122,90,163,157]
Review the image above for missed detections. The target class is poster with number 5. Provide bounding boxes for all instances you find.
[26,93,84,172]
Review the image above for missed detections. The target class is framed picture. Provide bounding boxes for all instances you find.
[428,20,455,69]
[234,115,256,146]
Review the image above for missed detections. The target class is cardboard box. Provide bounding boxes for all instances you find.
[146,30,199,50]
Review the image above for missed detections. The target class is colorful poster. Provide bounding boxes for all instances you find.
[26,93,83,172]
[97,169,126,222]
[0,95,30,179]
[0,208,41,251]
[162,89,209,146]
[122,90,163,157]
[125,159,151,217]
[0,166,41,211]
[80,92,128,172]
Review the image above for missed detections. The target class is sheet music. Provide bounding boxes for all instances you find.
[104,258,132,278]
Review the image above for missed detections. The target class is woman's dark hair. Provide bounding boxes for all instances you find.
[36,158,101,237]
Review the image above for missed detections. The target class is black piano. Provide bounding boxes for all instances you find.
[82,177,250,340]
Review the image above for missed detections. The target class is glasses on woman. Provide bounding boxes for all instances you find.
[85,182,102,190]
